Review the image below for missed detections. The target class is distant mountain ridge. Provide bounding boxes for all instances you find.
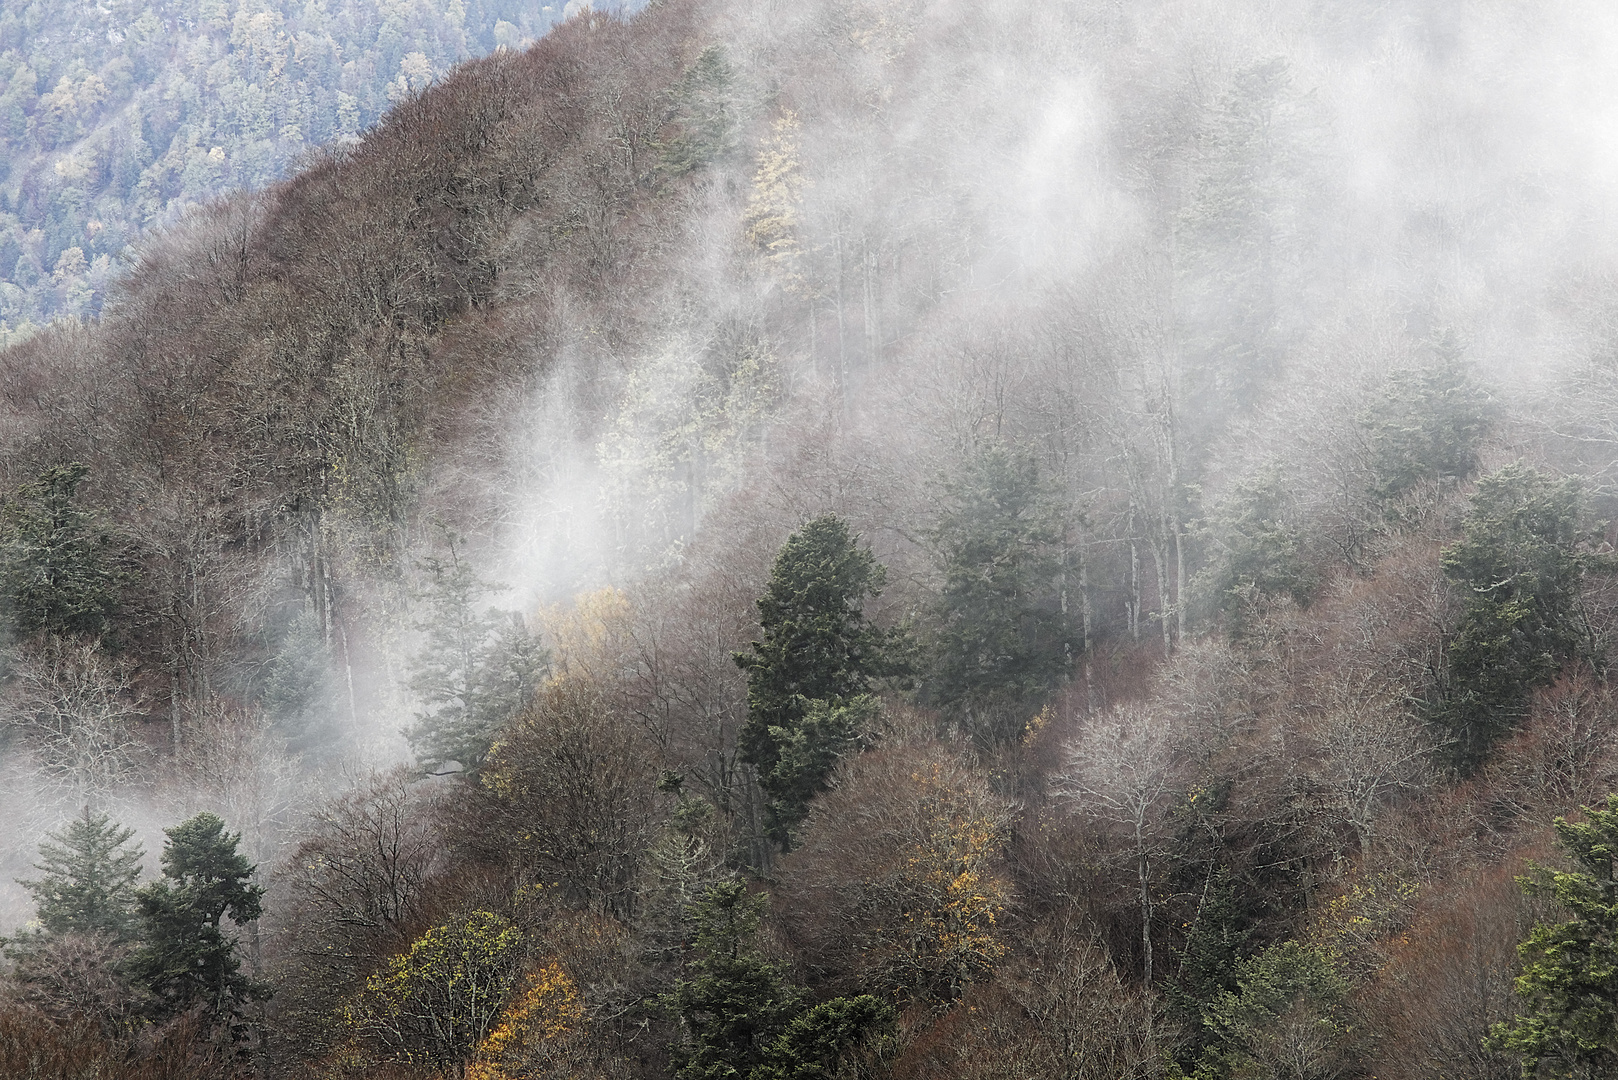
[0,0,644,344]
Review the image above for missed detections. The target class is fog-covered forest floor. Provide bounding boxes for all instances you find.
[4,1,1618,1077]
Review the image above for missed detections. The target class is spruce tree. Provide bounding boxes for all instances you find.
[1194,466,1317,631]
[1165,869,1251,1066]
[735,515,900,845]
[262,607,338,752]
[1435,464,1593,772]
[1358,353,1494,506]
[928,445,1069,747]
[17,807,144,942]
[668,880,800,1080]
[1176,57,1311,416]
[667,879,894,1080]
[1199,940,1353,1078]
[1489,793,1618,1077]
[0,462,123,641]
[660,45,737,176]
[754,994,895,1080]
[406,545,546,774]
[131,812,269,1024]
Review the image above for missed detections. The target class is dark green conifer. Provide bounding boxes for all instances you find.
[1435,463,1595,772]
[660,45,737,176]
[131,812,269,1024]
[668,880,800,1080]
[262,608,338,752]
[406,544,547,774]
[1489,795,1618,1076]
[754,994,895,1080]
[1194,466,1316,631]
[1165,869,1250,1065]
[928,445,1068,747]
[0,462,123,641]
[17,807,144,943]
[736,514,901,844]
[1359,353,1494,506]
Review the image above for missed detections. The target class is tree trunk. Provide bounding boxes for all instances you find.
[170,668,182,752]
[1127,499,1141,643]
[339,612,360,729]
[1136,818,1153,986]
[1080,532,1094,712]
[1154,530,1172,659]
[834,229,847,419]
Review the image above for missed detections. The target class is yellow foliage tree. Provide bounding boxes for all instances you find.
[538,587,634,685]
[344,910,525,1074]
[887,760,1013,998]
[466,960,584,1080]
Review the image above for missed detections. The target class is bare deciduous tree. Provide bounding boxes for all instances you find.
[284,766,444,953]
[1055,702,1178,985]
[480,676,661,917]
[1,638,148,801]
[1304,681,1432,859]
[891,916,1162,1080]
[776,743,1016,1003]
[269,765,447,1059]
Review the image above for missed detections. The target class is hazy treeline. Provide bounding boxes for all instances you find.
[4,0,1618,1077]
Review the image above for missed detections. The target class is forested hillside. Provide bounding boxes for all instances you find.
[4,0,1618,1077]
[0,0,643,343]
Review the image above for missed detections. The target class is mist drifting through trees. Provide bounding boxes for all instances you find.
[4,0,1618,1076]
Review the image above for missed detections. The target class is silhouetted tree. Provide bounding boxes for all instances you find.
[131,812,268,1027]
[735,514,902,844]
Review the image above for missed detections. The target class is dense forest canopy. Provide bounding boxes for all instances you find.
[4,0,1618,1077]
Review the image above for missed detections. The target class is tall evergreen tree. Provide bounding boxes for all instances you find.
[1198,940,1354,1079]
[928,445,1069,747]
[754,994,895,1080]
[668,879,801,1080]
[1165,869,1252,1067]
[1194,466,1317,632]
[1435,464,1595,772]
[0,462,123,641]
[1176,57,1316,419]
[1489,794,1618,1077]
[660,45,738,177]
[735,514,901,845]
[131,812,269,1025]
[17,807,144,943]
[262,608,338,753]
[1359,353,1494,506]
[406,544,547,775]
[666,880,897,1080]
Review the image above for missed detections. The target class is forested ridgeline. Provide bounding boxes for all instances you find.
[5,0,1618,1077]
[0,0,644,340]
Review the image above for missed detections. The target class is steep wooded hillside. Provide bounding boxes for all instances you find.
[5,1,1618,1078]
